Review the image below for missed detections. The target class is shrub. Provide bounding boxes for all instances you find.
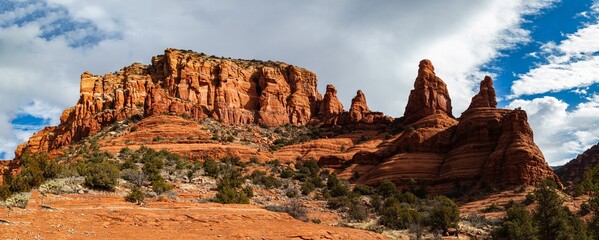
[5,152,64,194]
[301,181,316,195]
[353,184,374,195]
[0,184,11,201]
[286,199,308,221]
[214,167,251,204]
[215,184,250,204]
[152,177,173,195]
[249,157,260,165]
[347,200,368,221]
[280,168,294,179]
[266,199,307,221]
[327,196,350,209]
[83,160,120,191]
[286,188,299,198]
[493,204,537,239]
[249,170,282,189]
[203,158,220,178]
[121,169,145,186]
[482,203,503,213]
[428,196,459,231]
[380,199,421,229]
[125,186,145,204]
[376,180,398,198]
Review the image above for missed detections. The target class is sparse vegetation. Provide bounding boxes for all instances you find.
[125,185,145,204]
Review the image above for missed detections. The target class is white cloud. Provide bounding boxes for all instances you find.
[507,95,599,165]
[511,4,599,97]
[0,0,557,159]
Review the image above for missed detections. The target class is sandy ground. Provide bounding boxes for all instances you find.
[0,191,386,240]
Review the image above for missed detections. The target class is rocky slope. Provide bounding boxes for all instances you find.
[9,50,560,194]
[556,143,599,186]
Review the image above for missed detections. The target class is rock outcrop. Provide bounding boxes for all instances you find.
[403,59,453,125]
[349,90,369,123]
[356,74,560,192]
[556,143,599,186]
[318,85,344,124]
[15,49,334,158]
[468,76,497,108]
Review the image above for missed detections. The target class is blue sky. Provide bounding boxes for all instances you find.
[1,0,599,165]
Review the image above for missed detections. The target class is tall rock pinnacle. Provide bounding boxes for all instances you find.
[349,90,370,123]
[318,84,345,117]
[403,59,453,125]
[467,76,497,109]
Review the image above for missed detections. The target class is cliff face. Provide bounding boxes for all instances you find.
[556,143,599,186]
[10,50,559,194]
[15,49,337,158]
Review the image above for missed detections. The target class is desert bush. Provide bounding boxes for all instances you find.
[379,199,421,229]
[279,167,294,179]
[266,199,307,221]
[214,167,250,204]
[5,152,64,194]
[2,192,30,208]
[249,170,282,189]
[301,181,316,195]
[152,177,174,195]
[428,196,459,231]
[0,185,11,201]
[327,195,351,209]
[347,199,368,221]
[83,160,120,191]
[285,188,299,198]
[203,158,220,178]
[353,184,374,196]
[376,180,398,198]
[285,199,308,221]
[125,186,145,204]
[482,203,503,213]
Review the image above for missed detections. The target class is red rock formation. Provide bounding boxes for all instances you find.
[9,52,560,195]
[480,109,561,187]
[15,49,328,158]
[349,90,369,123]
[556,143,599,186]
[356,75,561,192]
[468,76,497,109]
[403,59,453,125]
[318,85,344,124]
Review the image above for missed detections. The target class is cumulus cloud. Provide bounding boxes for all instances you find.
[508,95,599,165]
[0,0,557,159]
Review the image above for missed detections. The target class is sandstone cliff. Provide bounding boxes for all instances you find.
[15,49,343,158]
